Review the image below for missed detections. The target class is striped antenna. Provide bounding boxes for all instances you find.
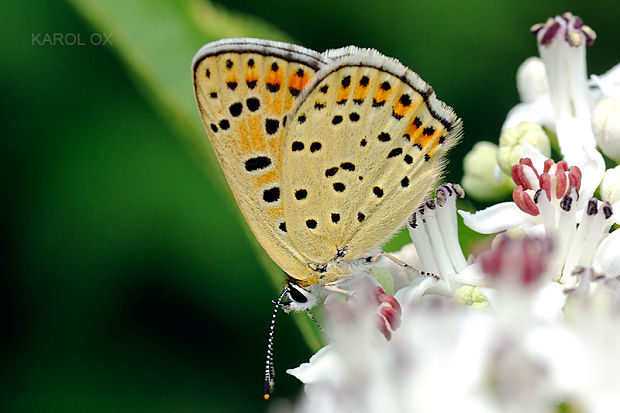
[263,286,289,400]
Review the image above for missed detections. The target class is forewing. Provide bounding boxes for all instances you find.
[193,38,330,277]
[281,49,462,265]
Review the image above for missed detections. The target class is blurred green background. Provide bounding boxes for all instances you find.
[2,0,618,412]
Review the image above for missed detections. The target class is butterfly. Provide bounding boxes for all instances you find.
[192,38,462,397]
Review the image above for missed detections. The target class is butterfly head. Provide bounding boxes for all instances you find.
[280,281,319,313]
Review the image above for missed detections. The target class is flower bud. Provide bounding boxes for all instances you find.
[462,141,514,201]
[600,165,620,204]
[591,97,620,162]
[516,57,549,103]
[498,122,551,174]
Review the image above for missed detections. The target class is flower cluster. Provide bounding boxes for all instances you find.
[283,12,620,413]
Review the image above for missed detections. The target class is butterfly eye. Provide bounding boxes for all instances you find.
[288,285,309,303]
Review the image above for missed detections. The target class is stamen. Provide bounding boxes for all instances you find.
[531,12,596,118]
[408,202,441,275]
[435,184,468,273]
[373,286,402,341]
[511,159,539,190]
[513,186,540,215]
[554,168,567,199]
[479,236,553,286]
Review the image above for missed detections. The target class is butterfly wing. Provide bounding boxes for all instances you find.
[281,49,462,277]
[193,38,331,278]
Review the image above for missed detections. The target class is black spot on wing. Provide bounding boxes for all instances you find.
[372,99,386,107]
[245,156,271,171]
[295,189,308,200]
[387,148,403,158]
[340,162,355,171]
[325,167,338,177]
[246,97,260,111]
[229,102,242,117]
[399,94,412,106]
[266,83,280,93]
[219,119,230,130]
[310,142,322,152]
[333,182,345,192]
[423,126,436,136]
[265,119,280,135]
[378,132,391,142]
[263,187,280,203]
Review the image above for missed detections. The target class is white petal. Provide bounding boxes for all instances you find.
[502,97,554,130]
[531,282,567,321]
[520,140,548,170]
[594,229,620,276]
[287,345,337,384]
[394,277,448,306]
[590,62,620,99]
[459,203,538,234]
[450,263,486,287]
[556,117,605,205]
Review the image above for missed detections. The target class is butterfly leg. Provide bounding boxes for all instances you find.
[372,252,440,280]
[324,284,355,296]
[305,309,328,337]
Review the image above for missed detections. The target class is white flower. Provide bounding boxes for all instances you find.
[288,232,620,413]
[461,157,618,284]
[288,300,497,413]
[287,236,620,413]
[502,12,609,192]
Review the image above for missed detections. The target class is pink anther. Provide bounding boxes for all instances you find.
[512,186,540,216]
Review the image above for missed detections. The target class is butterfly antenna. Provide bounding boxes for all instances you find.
[263,286,288,400]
